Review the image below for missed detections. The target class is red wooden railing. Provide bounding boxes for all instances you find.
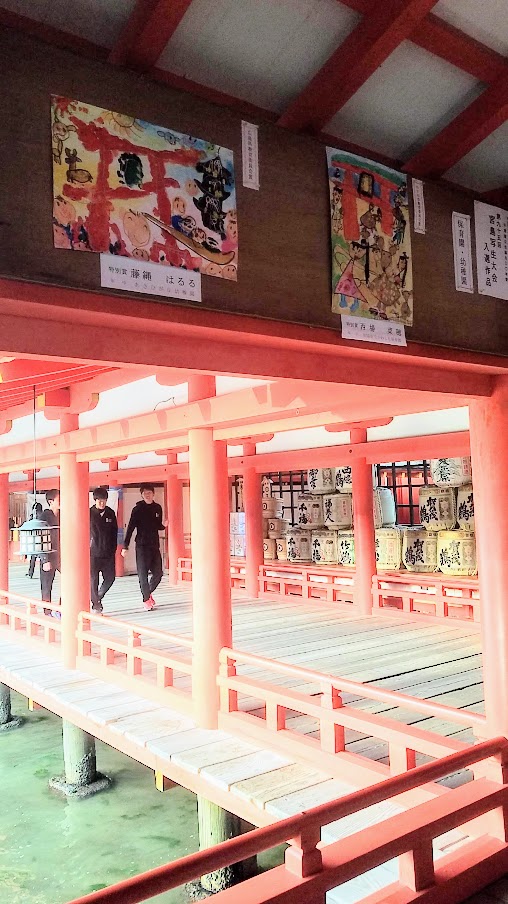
[66,737,508,904]
[259,561,355,605]
[178,555,246,588]
[373,572,480,621]
[0,589,62,648]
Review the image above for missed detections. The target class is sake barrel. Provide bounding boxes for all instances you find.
[437,530,477,576]
[307,468,335,495]
[336,530,355,567]
[234,534,246,557]
[373,487,396,528]
[286,527,312,562]
[311,530,338,565]
[419,485,456,531]
[229,533,235,556]
[261,476,272,498]
[457,485,475,532]
[323,493,353,529]
[430,457,472,487]
[375,528,401,571]
[276,538,287,560]
[335,466,353,494]
[402,527,438,573]
[297,493,324,529]
[267,517,290,539]
[263,538,276,560]
[262,497,284,518]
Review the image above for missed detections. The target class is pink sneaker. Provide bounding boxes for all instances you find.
[143,595,156,610]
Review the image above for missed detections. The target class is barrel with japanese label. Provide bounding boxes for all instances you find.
[323,493,353,530]
[335,466,353,494]
[267,517,290,539]
[286,527,312,562]
[297,493,324,529]
[402,527,438,573]
[234,534,246,557]
[373,487,396,529]
[276,538,287,560]
[430,457,472,487]
[262,497,284,518]
[375,528,401,571]
[457,485,475,532]
[311,530,338,565]
[263,538,276,560]
[419,485,456,531]
[437,530,477,576]
[336,530,355,567]
[307,467,335,495]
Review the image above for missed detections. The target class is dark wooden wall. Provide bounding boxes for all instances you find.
[0,28,506,357]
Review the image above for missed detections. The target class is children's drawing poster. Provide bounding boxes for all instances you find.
[327,148,413,325]
[51,97,238,281]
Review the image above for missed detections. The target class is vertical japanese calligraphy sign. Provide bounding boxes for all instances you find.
[327,147,413,326]
[474,200,508,300]
[51,97,238,282]
[452,213,474,293]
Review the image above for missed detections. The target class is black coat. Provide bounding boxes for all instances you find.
[90,505,118,558]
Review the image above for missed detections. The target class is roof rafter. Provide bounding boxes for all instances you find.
[278,0,439,133]
[109,0,194,70]
[404,72,508,179]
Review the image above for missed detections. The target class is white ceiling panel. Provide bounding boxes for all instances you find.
[446,121,508,193]
[158,0,360,113]
[326,40,483,161]
[435,0,508,57]
[0,0,137,48]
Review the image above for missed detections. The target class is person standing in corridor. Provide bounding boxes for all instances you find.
[121,484,166,610]
[40,489,60,616]
[90,486,118,613]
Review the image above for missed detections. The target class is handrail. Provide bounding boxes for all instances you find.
[66,737,508,904]
[220,647,486,729]
[79,612,194,650]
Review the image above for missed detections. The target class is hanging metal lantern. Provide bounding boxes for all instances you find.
[18,518,59,557]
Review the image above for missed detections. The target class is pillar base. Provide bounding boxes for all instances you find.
[0,716,24,732]
[49,773,111,799]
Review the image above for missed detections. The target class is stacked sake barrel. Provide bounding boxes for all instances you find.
[414,457,476,576]
[306,468,352,565]
[262,496,285,561]
[230,511,246,557]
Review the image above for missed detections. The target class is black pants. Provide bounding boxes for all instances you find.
[41,565,59,615]
[90,555,116,606]
[135,544,163,603]
[27,555,37,578]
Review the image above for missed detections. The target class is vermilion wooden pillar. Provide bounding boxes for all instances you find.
[243,444,263,599]
[60,413,79,434]
[108,461,124,578]
[189,428,231,728]
[0,473,8,595]
[166,454,184,585]
[351,428,376,617]
[469,377,508,738]
[188,375,216,403]
[60,453,90,669]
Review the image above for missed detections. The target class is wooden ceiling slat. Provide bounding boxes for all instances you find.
[277,0,440,133]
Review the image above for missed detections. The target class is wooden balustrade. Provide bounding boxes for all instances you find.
[373,572,480,622]
[0,589,62,649]
[177,556,246,589]
[259,562,355,605]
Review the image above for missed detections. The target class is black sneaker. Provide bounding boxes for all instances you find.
[91,601,104,613]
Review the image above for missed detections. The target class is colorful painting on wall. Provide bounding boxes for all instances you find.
[327,147,413,325]
[51,96,238,281]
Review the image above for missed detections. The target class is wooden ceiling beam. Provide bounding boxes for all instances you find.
[278,0,439,133]
[404,72,508,179]
[109,0,194,70]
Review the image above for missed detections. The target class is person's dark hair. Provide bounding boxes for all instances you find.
[33,502,43,516]
[46,489,59,505]
[93,486,109,501]
[140,483,155,494]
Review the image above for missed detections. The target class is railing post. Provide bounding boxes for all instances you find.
[320,683,345,754]
[219,653,238,713]
[399,840,435,892]
[285,826,323,878]
[390,744,416,774]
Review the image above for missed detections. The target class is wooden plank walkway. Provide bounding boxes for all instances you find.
[1,564,485,903]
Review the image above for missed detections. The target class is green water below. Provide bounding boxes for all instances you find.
[0,693,283,903]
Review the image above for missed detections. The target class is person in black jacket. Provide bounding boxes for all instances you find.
[40,489,60,616]
[90,486,118,613]
[26,501,43,578]
[121,484,166,610]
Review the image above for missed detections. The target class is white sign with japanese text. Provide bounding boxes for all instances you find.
[474,200,508,300]
[412,178,426,234]
[341,315,407,346]
[100,254,202,302]
[452,212,474,293]
[242,120,260,190]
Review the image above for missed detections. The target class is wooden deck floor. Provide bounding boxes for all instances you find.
[1,564,486,904]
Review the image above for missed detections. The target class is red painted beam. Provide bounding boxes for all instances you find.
[109,0,194,70]
[404,72,508,179]
[278,0,439,133]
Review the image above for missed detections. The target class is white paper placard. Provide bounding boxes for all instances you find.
[341,315,407,346]
[452,212,474,293]
[100,254,202,302]
[412,178,426,234]
[474,200,508,300]
[242,120,259,190]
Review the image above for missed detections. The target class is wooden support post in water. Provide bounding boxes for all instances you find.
[0,682,22,731]
[49,720,110,798]
[197,797,257,892]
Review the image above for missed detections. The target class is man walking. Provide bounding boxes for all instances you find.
[90,486,118,613]
[121,484,165,610]
[40,489,60,616]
